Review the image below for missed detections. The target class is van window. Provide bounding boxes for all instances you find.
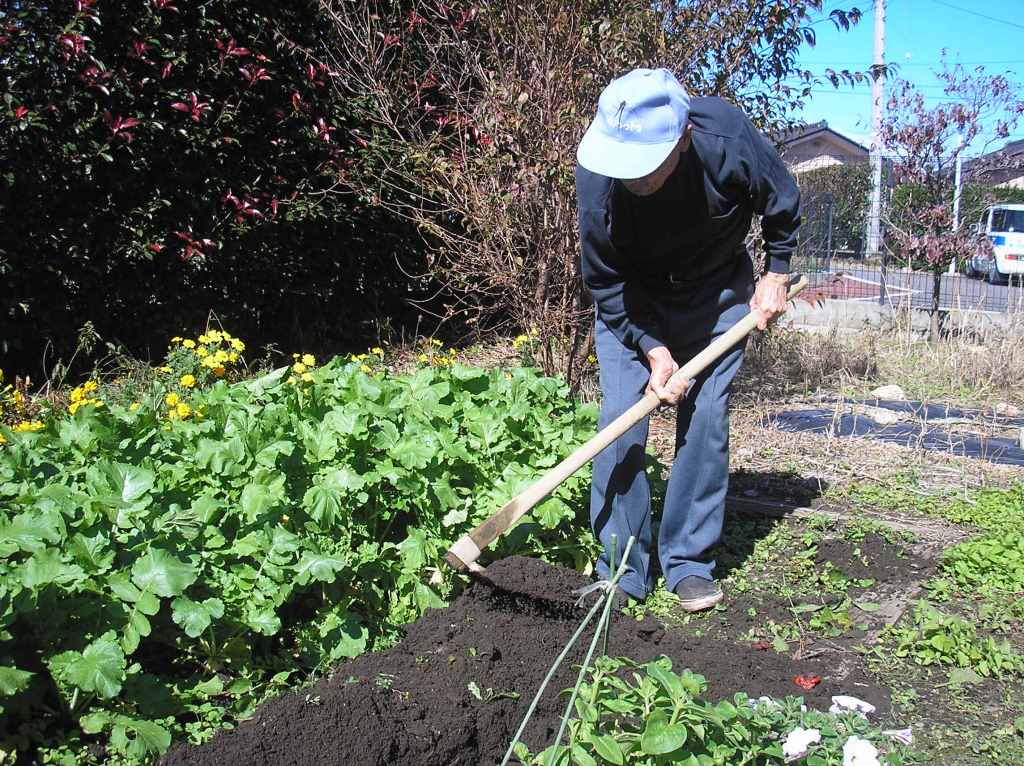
[991,209,1024,233]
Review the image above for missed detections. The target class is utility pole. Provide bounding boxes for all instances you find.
[949,132,964,275]
[867,0,886,261]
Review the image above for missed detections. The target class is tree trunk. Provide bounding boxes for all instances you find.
[930,268,942,341]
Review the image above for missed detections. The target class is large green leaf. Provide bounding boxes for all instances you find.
[241,365,289,395]
[131,548,197,598]
[0,666,33,696]
[64,633,126,699]
[319,611,368,660]
[171,597,225,638]
[303,483,343,525]
[640,709,687,755]
[21,548,64,589]
[246,607,282,636]
[69,532,114,573]
[111,715,172,758]
[104,462,155,504]
[195,437,247,476]
[295,552,347,585]
[588,734,624,765]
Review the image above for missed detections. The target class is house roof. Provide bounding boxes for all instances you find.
[965,139,1024,179]
[775,120,870,155]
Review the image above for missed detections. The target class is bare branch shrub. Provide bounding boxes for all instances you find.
[881,61,1024,339]
[319,0,868,388]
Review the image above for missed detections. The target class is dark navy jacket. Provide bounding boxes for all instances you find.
[576,96,801,354]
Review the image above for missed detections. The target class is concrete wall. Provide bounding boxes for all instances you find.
[780,297,1018,336]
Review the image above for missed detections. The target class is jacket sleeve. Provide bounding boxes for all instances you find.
[743,119,801,274]
[577,168,664,355]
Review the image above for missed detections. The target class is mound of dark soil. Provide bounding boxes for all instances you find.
[163,556,888,766]
[814,533,928,585]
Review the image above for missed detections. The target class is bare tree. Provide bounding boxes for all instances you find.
[881,62,1024,339]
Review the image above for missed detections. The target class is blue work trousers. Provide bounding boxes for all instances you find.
[590,257,754,598]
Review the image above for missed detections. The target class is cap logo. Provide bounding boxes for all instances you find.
[615,100,643,133]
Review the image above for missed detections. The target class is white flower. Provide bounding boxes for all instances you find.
[783,727,821,762]
[748,695,779,709]
[843,735,882,766]
[883,727,913,746]
[830,695,877,716]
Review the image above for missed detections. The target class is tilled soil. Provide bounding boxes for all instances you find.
[163,556,888,766]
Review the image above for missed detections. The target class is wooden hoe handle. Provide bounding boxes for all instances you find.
[444,276,809,572]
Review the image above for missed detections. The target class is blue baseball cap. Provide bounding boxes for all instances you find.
[577,68,691,179]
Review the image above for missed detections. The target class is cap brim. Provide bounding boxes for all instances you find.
[576,121,679,179]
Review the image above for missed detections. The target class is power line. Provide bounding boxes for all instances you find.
[926,0,1024,31]
[799,59,1024,67]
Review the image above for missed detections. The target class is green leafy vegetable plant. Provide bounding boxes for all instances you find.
[513,656,919,765]
[0,358,600,762]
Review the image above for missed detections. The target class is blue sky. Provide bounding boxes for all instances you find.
[791,0,1024,156]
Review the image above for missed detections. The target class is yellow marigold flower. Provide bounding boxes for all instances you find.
[214,350,228,363]
[302,353,316,366]
[68,401,81,415]
[512,335,529,349]
[13,390,25,410]
[158,366,172,373]
[180,374,196,389]
[353,353,366,362]
[195,346,209,358]
[529,328,539,337]
[213,366,225,378]
[301,372,313,383]
[182,339,196,349]
[360,364,371,373]
[198,334,210,344]
[165,392,180,407]
[207,330,222,343]
[292,353,300,360]
[293,362,307,374]
[418,354,429,363]
[587,354,597,364]
[14,420,43,432]
[371,347,384,357]
[201,356,218,369]
[171,336,183,343]
[430,338,442,347]
[176,402,191,419]
[448,348,457,357]
[83,380,98,394]
[0,433,5,444]
[227,352,238,363]
[70,388,84,403]
[231,339,245,352]
[129,402,141,411]
[92,400,103,409]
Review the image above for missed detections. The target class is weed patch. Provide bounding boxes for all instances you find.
[942,533,1024,593]
[881,601,1024,678]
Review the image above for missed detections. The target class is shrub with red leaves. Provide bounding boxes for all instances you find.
[1,0,430,376]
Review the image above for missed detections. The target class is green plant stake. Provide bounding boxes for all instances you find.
[548,539,632,766]
[603,534,618,657]
[500,536,636,766]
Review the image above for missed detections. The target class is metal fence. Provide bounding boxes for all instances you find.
[790,158,1024,315]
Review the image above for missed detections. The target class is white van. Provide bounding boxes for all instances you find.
[969,204,1024,283]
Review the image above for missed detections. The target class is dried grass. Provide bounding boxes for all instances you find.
[739,313,1024,407]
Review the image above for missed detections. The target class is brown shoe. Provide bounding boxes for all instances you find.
[673,576,723,612]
